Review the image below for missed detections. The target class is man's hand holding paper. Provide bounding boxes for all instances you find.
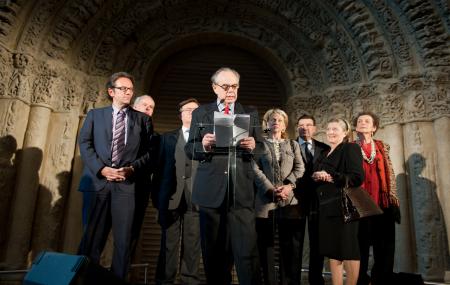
[202,133,216,151]
[239,137,255,151]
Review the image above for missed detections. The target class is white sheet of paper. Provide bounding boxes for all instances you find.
[214,112,250,147]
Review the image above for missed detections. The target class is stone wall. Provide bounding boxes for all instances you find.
[287,76,450,279]
[0,0,449,282]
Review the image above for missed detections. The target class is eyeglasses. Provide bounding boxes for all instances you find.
[214,83,239,91]
[113,86,134,93]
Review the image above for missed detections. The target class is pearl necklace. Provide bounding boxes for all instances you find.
[357,138,376,164]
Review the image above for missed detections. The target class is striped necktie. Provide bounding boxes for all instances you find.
[112,110,126,167]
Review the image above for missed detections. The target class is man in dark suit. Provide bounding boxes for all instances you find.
[78,72,153,280]
[79,93,157,228]
[295,114,330,285]
[154,98,201,285]
[130,94,159,256]
[185,67,262,285]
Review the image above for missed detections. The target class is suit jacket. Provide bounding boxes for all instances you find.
[78,106,153,192]
[185,101,263,209]
[313,142,364,217]
[296,138,330,215]
[155,128,198,211]
[253,139,305,218]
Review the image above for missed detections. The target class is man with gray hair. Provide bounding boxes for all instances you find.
[185,67,262,285]
[133,94,155,117]
[130,94,159,258]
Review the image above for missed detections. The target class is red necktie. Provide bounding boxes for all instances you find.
[224,104,230,115]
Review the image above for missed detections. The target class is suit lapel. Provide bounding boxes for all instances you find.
[104,107,113,152]
[312,139,322,163]
[296,136,307,163]
[279,142,289,171]
[123,109,137,157]
[175,129,184,148]
[127,109,135,140]
[203,102,218,133]
[234,102,245,114]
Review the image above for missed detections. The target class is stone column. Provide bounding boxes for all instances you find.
[433,117,450,252]
[0,98,30,257]
[378,123,415,272]
[3,103,51,268]
[30,112,79,259]
[60,115,85,253]
[403,121,447,281]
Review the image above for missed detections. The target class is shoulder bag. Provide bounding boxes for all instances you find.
[341,177,383,223]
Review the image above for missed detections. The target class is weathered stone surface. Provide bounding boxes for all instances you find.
[0,0,449,282]
[31,112,79,260]
[403,123,448,281]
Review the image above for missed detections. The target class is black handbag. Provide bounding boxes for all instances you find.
[341,177,383,223]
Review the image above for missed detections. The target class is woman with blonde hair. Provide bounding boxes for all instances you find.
[312,118,364,285]
[254,108,305,285]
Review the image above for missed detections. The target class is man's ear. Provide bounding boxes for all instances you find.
[107,88,114,98]
[212,84,218,95]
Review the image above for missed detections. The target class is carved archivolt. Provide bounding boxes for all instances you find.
[0,0,449,120]
[0,0,446,94]
[287,75,450,130]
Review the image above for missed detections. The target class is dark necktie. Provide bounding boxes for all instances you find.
[305,142,313,163]
[112,110,125,167]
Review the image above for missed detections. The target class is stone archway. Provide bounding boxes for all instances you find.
[0,0,449,283]
[148,43,286,132]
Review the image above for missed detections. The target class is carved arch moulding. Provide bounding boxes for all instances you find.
[287,73,450,131]
[72,0,386,93]
[3,0,448,84]
[0,46,106,115]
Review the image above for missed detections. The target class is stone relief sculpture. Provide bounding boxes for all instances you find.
[0,0,448,282]
[4,101,17,136]
[0,47,12,97]
[8,53,32,102]
[31,64,57,105]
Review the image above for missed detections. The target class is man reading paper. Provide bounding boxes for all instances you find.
[185,67,262,285]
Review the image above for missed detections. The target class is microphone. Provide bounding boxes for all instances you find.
[263,128,271,133]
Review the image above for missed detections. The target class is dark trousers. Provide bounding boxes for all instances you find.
[78,182,135,279]
[130,186,151,256]
[357,208,396,285]
[199,205,261,285]
[256,217,276,285]
[81,191,96,226]
[306,213,325,285]
[256,214,324,285]
[278,218,306,285]
[156,207,201,285]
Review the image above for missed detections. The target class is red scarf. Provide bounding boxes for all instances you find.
[359,140,391,208]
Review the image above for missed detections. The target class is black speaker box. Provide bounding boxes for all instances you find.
[23,251,126,285]
[392,272,425,285]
